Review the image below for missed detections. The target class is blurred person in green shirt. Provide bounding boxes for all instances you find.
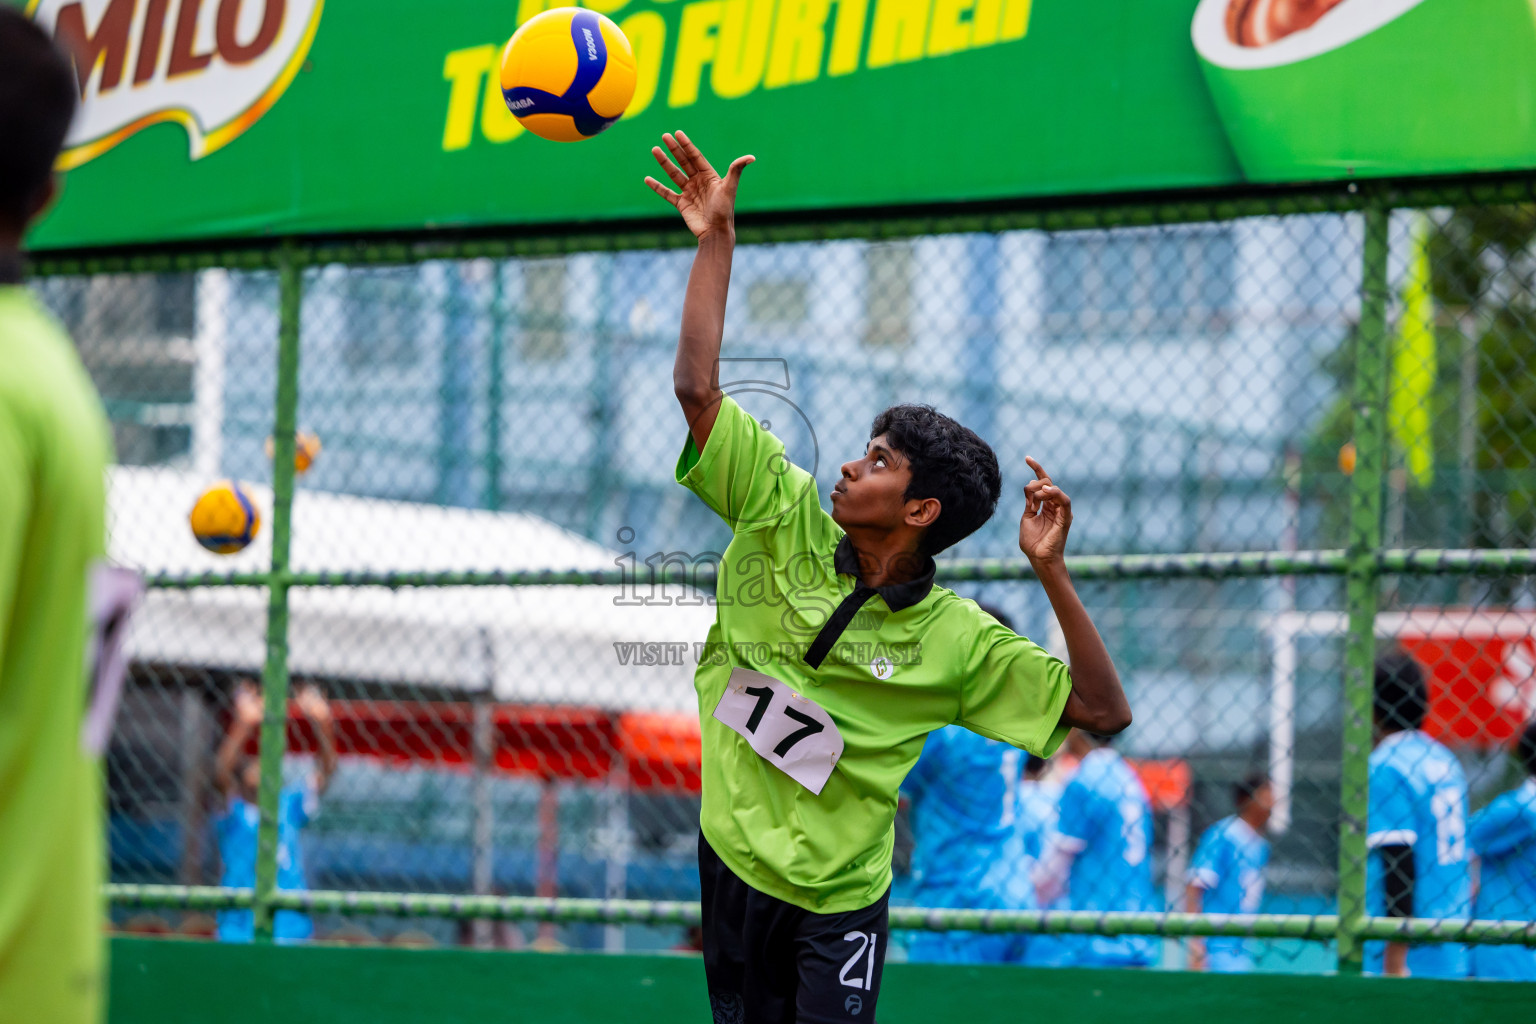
[0,10,114,1023]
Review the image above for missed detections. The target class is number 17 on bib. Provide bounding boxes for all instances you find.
[713,667,845,795]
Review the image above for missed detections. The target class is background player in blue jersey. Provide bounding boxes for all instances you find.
[1468,719,1536,980]
[214,681,337,943]
[1185,772,1273,972]
[1014,752,1071,967]
[1366,651,1471,978]
[1034,729,1159,967]
[902,604,1034,965]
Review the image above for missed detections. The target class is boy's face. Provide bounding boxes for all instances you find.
[1246,782,1276,829]
[830,435,917,532]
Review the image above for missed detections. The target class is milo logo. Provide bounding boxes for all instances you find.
[28,0,325,169]
[1190,0,1536,180]
[1224,0,1348,47]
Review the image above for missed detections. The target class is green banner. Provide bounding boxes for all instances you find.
[107,938,1536,1024]
[20,0,1536,251]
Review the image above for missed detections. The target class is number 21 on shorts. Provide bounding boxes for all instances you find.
[713,667,845,794]
[840,931,878,991]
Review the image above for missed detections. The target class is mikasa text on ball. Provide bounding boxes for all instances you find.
[499,8,637,142]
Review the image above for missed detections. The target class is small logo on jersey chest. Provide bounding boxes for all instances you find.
[870,656,893,680]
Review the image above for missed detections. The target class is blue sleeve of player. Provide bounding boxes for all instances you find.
[1470,796,1533,861]
[1189,825,1226,890]
[1020,814,1042,861]
[1367,763,1418,848]
[213,800,236,845]
[283,783,315,829]
[1056,775,1095,847]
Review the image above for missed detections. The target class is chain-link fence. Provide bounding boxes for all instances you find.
[29,181,1536,970]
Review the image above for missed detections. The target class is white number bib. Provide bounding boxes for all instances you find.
[713,667,844,795]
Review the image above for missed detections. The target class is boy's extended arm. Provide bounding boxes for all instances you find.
[1379,843,1416,976]
[644,130,754,453]
[1040,562,1129,734]
[1032,834,1076,905]
[216,682,263,797]
[1184,882,1208,970]
[673,232,731,451]
[297,684,337,796]
[1018,456,1132,735]
[214,724,246,798]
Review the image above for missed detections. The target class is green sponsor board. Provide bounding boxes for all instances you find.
[1193,0,1536,180]
[17,0,1536,251]
[106,938,1536,1024]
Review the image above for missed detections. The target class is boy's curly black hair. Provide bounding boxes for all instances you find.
[1232,771,1269,809]
[869,404,1001,557]
[1517,719,1536,779]
[1374,649,1428,733]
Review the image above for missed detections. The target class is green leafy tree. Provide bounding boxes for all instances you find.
[1303,205,1536,555]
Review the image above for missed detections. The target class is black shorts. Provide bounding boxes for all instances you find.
[699,833,889,1024]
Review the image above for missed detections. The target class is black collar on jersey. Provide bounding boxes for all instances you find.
[802,536,936,669]
[0,251,22,286]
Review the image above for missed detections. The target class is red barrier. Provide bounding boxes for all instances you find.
[247,700,704,792]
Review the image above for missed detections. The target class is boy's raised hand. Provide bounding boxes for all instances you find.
[1018,455,1072,566]
[295,683,332,723]
[645,130,754,241]
[233,681,264,728]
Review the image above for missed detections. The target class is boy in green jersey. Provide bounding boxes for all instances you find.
[0,11,114,1024]
[645,132,1132,1023]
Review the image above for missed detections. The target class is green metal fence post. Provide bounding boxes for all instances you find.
[483,260,505,511]
[253,244,304,941]
[584,255,617,538]
[1337,204,1391,973]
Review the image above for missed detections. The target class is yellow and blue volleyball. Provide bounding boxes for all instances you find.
[189,480,261,555]
[265,430,323,474]
[499,8,637,143]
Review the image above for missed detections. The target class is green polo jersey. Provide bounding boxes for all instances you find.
[0,287,111,1024]
[676,394,1071,914]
